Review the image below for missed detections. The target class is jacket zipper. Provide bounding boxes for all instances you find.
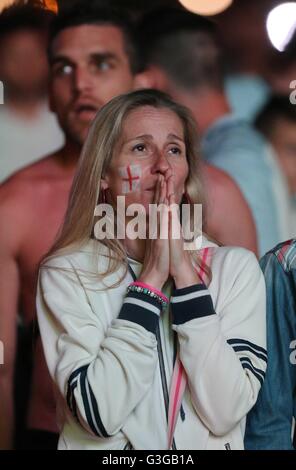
[128,263,177,450]
[156,324,177,450]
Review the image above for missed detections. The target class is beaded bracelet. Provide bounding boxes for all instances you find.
[127,283,168,310]
[131,281,169,303]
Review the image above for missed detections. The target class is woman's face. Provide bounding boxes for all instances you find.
[103,105,189,212]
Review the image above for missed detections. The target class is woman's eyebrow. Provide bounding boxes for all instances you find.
[167,133,185,142]
[124,134,153,144]
[124,134,185,144]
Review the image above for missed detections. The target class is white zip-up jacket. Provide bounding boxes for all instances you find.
[36,238,267,450]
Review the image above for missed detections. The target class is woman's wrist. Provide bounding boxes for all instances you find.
[130,281,169,303]
[127,282,169,311]
[138,272,167,291]
[173,261,202,289]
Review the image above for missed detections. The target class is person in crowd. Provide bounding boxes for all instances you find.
[216,0,272,122]
[0,2,64,182]
[0,2,140,449]
[245,238,296,450]
[137,7,292,256]
[37,88,267,450]
[0,1,257,450]
[255,95,296,233]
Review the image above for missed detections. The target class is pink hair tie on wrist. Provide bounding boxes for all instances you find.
[131,281,169,303]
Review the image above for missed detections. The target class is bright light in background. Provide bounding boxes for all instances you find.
[0,0,15,13]
[179,0,233,16]
[0,0,58,13]
[43,0,58,13]
[267,2,296,51]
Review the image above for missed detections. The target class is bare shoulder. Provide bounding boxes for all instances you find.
[204,163,251,209]
[204,163,241,194]
[0,152,67,237]
[2,152,62,185]
[203,163,257,253]
[0,152,67,205]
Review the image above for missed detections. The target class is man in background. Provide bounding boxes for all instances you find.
[0,2,64,182]
[0,1,257,449]
[255,95,296,233]
[0,1,139,449]
[137,7,292,256]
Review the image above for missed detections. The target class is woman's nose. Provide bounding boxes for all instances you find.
[152,152,170,174]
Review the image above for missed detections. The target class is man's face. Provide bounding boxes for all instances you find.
[49,24,135,145]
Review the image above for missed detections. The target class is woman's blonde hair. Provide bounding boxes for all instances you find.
[43,89,210,284]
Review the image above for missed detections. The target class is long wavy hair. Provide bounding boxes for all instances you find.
[43,89,211,285]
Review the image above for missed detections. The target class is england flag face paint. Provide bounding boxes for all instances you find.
[119,164,142,194]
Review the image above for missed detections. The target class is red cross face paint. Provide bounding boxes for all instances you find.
[119,164,142,193]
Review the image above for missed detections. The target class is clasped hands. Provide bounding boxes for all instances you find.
[138,169,201,290]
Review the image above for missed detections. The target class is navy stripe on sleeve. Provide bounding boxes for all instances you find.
[68,364,88,384]
[125,290,162,310]
[239,358,265,386]
[239,356,265,381]
[67,364,110,438]
[227,338,267,363]
[171,283,207,297]
[86,373,109,438]
[80,368,102,437]
[67,365,89,422]
[171,284,215,325]
[118,292,161,334]
[67,379,78,421]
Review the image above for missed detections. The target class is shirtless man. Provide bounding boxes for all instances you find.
[0,2,257,450]
[0,3,140,449]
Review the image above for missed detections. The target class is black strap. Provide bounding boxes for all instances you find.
[127,263,137,282]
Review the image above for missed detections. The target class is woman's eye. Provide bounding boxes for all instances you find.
[132,144,146,152]
[169,147,182,155]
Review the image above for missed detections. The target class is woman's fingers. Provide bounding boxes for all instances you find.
[159,176,166,204]
[153,174,161,205]
[153,169,175,205]
[141,173,171,289]
[167,172,175,200]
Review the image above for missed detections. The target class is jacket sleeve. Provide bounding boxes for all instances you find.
[36,258,160,438]
[171,248,267,436]
[244,252,296,449]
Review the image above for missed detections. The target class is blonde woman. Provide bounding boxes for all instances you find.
[37,89,267,450]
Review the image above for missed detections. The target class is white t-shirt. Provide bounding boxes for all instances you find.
[0,103,64,183]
